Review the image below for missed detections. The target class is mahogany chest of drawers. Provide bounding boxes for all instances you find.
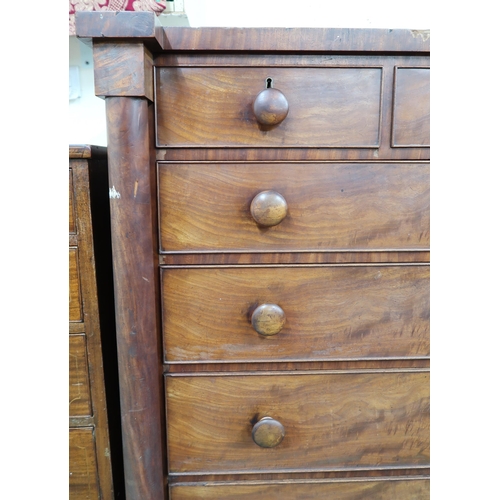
[77,14,430,499]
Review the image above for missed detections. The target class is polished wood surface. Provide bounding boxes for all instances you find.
[69,334,92,417]
[69,247,82,322]
[250,190,288,227]
[69,149,116,499]
[93,44,153,100]
[165,371,429,474]
[159,27,430,53]
[77,17,430,498]
[253,86,289,126]
[251,303,287,336]
[162,266,429,363]
[392,68,430,147]
[170,478,430,499]
[69,428,100,499]
[69,169,76,233]
[105,98,166,499]
[156,67,382,148]
[158,162,429,253]
[252,417,286,448]
[161,250,430,266]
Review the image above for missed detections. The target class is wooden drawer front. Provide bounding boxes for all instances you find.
[170,479,430,500]
[158,163,429,253]
[392,68,430,147]
[69,168,76,234]
[70,248,83,322]
[156,67,382,148]
[162,266,429,363]
[69,427,100,499]
[70,334,92,417]
[166,371,429,474]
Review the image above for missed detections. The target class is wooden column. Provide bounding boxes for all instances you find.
[76,13,168,498]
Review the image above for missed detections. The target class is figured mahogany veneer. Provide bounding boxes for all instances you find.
[158,162,429,253]
[76,15,430,499]
[169,478,430,499]
[165,371,429,474]
[161,265,429,363]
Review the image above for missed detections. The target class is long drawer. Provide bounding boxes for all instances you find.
[162,265,429,363]
[165,371,429,474]
[170,478,430,500]
[158,162,429,253]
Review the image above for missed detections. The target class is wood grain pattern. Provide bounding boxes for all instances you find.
[158,162,429,253]
[161,27,430,53]
[160,250,430,266]
[93,43,153,100]
[162,266,429,363]
[156,67,382,148]
[165,371,429,474]
[167,359,430,373]
[69,427,100,499]
[75,11,167,51]
[70,150,116,499]
[170,478,430,499]
[70,335,92,417]
[69,169,76,234]
[392,68,430,147]
[105,98,166,499]
[69,247,83,322]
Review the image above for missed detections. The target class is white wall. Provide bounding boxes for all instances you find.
[68,0,430,146]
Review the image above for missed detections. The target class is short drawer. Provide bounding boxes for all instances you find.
[69,334,92,417]
[69,168,76,234]
[69,248,83,322]
[162,265,429,363]
[158,162,429,253]
[165,370,429,474]
[170,478,430,500]
[69,427,99,499]
[156,67,382,148]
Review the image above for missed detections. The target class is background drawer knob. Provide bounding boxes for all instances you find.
[251,303,286,336]
[250,190,288,227]
[253,78,289,126]
[252,417,285,448]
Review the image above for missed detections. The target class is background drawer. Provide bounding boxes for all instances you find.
[156,67,382,148]
[170,478,430,500]
[69,248,83,322]
[162,265,429,363]
[69,334,92,417]
[69,427,99,499]
[166,371,429,474]
[158,162,429,253]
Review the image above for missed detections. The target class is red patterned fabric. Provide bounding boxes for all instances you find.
[69,0,167,35]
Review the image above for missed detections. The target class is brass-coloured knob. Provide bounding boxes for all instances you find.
[253,87,289,126]
[252,417,285,448]
[250,190,288,227]
[251,304,286,336]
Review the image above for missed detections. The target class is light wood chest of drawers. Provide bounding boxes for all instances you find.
[69,145,116,499]
[77,14,430,499]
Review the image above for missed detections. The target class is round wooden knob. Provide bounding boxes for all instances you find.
[250,191,288,227]
[253,88,289,126]
[251,304,286,336]
[252,417,285,448]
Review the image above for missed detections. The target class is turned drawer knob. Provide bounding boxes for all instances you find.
[253,78,289,126]
[250,190,288,227]
[252,417,285,448]
[251,304,286,336]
